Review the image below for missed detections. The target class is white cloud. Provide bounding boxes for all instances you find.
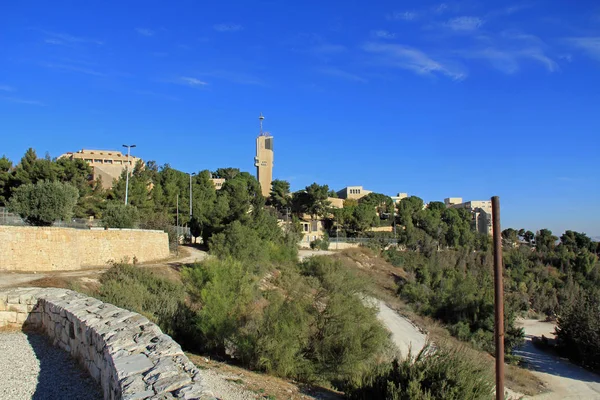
[136,28,155,37]
[318,68,368,83]
[445,16,484,31]
[0,96,44,106]
[433,3,449,14]
[43,63,106,76]
[371,30,396,39]
[41,30,103,45]
[180,77,208,87]
[0,85,14,92]
[461,47,558,74]
[567,37,600,61]
[363,42,466,80]
[387,11,417,21]
[213,24,243,33]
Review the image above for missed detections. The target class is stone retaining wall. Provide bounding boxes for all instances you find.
[0,287,213,400]
[0,226,170,271]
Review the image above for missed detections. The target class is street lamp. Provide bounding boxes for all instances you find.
[122,144,136,205]
[189,172,196,219]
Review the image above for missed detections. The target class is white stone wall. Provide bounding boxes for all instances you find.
[0,288,214,400]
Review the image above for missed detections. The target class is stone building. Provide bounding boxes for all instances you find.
[447,199,493,235]
[254,114,274,198]
[58,149,142,189]
[336,186,372,200]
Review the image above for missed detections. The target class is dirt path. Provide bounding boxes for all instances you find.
[515,319,600,399]
[373,298,427,358]
[0,246,209,288]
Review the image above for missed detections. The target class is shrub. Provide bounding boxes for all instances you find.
[139,210,178,251]
[310,237,329,251]
[345,344,494,400]
[102,202,139,228]
[96,263,186,336]
[8,180,79,226]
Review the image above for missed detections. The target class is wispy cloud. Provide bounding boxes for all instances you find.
[371,30,396,39]
[460,47,558,74]
[213,23,243,33]
[0,96,45,106]
[135,28,155,37]
[445,16,484,31]
[0,85,14,92]
[363,42,466,80]
[193,71,266,86]
[179,76,208,87]
[42,62,107,76]
[387,11,417,21]
[433,3,449,14]
[566,37,600,61]
[318,67,368,83]
[40,30,104,46]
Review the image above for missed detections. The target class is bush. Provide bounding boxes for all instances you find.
[139,210,178,251]
[102,202,139,228]
[345,344,494,400]
[96,263,186,336]
[310,237,329,251]
[8,180,79,226]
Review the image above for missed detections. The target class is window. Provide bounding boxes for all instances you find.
[94,159,103,163]
[114,160,122,165]
[104,160,113,164]
[85,159,93,163]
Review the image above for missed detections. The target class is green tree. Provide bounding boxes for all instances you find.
[536,229,558,252]
[502,228,519,247]
[8,180,79,226]
[269,179,291,211]
[213,167,240,180]
[0,156,12,206]
[292,183,331,220]
[102,202,140,228]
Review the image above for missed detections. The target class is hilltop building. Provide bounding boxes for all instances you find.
[336,186,372,200]
[391,193,408,204]
[58,149,142,189]
[254,114,274,198]
[444,197,464,207]
[210,178,225,190]
[448,199,493,235]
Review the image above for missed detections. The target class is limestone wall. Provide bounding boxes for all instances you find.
[0,226,169,271]
[0,287,213,400]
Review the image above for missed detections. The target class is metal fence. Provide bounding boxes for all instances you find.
[0,207,98,229]
[328,237,399,245]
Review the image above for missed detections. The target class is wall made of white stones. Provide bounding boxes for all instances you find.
[0,287,214,400]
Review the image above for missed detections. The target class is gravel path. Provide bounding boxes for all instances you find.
[372,298,427,358]
[0,331,102,400]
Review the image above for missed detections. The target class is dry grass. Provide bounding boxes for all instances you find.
[187,353,343,400]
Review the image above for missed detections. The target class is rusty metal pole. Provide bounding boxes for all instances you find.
[492,196,504,400]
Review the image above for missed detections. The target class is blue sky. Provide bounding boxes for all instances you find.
[1,1,599,237]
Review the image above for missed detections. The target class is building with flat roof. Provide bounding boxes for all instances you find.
[391,193,408,204]
[336,186,372,200]
[210,178,225,190]
[254,114,273,198]
[58,149,142,189]
[444,197,463,207]
[449,199,492,235]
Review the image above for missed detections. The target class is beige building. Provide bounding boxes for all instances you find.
[328,197,344,209]
[59,149,142,189]
[444,197,464,207]
[391,193,408,204]
[336,186,372,200]
[449,199,493,235]
[254,114,273,198]
[210,178,225,190]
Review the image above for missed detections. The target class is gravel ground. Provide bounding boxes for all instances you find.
[0,331,102,400]
[201,368,259,400]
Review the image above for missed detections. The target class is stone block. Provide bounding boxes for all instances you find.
[114,353,154,380]
[152,374,192,395]
[16,312,28,324]
[123,390,155,400]
[0,300,7,311]
[0,311,17,323]
[8,303,29,313]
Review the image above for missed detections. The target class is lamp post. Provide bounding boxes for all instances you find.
[189,172,196,219]
[122,144,136,205]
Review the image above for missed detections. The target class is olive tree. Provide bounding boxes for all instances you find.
[8,180,79,226]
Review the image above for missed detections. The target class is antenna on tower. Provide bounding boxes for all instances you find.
[259,113,265,135]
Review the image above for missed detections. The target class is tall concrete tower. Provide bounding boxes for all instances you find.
[254,113,273,198]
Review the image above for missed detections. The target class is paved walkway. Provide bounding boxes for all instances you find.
[515,319,600,399]
[0,331,102,400]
